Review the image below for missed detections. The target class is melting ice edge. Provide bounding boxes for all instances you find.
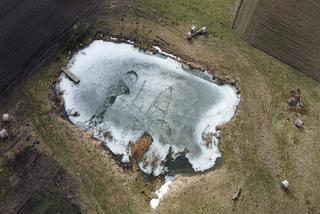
[57,40,240,176]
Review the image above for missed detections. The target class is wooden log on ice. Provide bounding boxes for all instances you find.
[61,67,80,84]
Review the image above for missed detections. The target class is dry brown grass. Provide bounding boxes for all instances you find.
[130,134,153,161]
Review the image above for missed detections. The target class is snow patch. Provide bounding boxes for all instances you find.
[153,46,181,60]
[150,176,177,209]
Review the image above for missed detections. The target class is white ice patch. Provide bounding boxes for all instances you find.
[150,176,176,209]
[153,46,181,60]
[57,40,240,176]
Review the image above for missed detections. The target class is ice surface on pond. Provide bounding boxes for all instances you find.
[57,40,240,176]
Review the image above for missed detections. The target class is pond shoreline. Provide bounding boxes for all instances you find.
[56,39,240,177]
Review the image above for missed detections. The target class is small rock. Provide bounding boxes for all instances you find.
[295,118,303,128]
[201,26,208,34]
[2,113,10,122]
[186,32,192,40]
[72,111,80,117]
[288,89,304,111]
[69,109,80,117]
[191,25,196,33]
[281,180,289,191]
[214,130,221,139]
[0,129,8,139]
[226,79,236,86]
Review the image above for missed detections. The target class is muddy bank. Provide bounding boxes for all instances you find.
[0,0,101,99]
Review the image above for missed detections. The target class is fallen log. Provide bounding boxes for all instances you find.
[187,26,208,40]
[61,67,80,84]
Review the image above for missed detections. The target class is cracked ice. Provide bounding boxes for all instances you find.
[57,40,240,176]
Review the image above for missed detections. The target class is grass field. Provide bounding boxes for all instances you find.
[0,0,320,213]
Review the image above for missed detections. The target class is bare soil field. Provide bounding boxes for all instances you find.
[0,0,320,213]
[235,0,320,81]
[0,0,100,99]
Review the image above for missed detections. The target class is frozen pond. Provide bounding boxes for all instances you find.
[57,40,240,176]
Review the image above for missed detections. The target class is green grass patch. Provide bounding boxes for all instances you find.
[20,192,79,214]
[138,0,238,38]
